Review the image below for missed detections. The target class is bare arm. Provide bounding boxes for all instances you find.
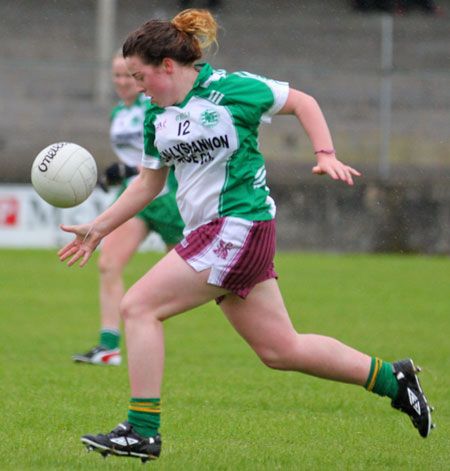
[278,88,360,185]
[58,166,169,267]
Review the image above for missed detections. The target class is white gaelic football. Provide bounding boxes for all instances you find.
[31,142,97,208]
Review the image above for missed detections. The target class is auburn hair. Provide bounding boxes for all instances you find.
[122,9,218,65]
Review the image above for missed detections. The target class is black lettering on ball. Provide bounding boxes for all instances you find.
[38,142,68,172]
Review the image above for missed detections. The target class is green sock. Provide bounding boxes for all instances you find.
[99,328,120,350]
[364,357,399,400]
[128,398,161,437]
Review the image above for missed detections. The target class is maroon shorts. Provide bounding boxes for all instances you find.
[175,217,277,301]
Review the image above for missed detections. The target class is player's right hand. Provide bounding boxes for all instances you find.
[58,223,102,267]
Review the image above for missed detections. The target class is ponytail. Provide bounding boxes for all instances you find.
[171,9,218,51]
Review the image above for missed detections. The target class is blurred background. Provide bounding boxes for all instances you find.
[0,0,449,252]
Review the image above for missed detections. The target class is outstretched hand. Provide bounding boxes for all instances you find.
[58,223,102,267]
[312,156,361,185]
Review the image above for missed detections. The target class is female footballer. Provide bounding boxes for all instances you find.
[59,9,433,462]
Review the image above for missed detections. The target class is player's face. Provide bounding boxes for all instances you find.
[112,56,140,104]
[125,55,174,107]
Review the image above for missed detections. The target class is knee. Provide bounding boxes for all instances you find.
[120,292,142,322]
[98,252,125,276]
[252,333,301,371]
[120,291,160,326]
[255,346,293,371]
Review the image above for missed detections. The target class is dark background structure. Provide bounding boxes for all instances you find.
[0,0,449,252]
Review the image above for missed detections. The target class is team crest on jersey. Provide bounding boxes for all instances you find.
[201,109,220,128]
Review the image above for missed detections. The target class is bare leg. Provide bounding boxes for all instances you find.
[220,279,371,385]
[120,250,227,397]
[98,217,149,330]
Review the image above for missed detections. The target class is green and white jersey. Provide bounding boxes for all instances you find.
[110,93,148,167]
[142,63,289,234]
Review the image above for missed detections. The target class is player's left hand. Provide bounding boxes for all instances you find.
[58,223,102,267]
[312,156,361,185]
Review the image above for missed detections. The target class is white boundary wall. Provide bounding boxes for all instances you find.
[0,184,165,251]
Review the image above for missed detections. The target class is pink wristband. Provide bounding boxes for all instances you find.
[314,149,336,155]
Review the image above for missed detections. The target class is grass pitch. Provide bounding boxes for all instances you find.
[0,249,448,471]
